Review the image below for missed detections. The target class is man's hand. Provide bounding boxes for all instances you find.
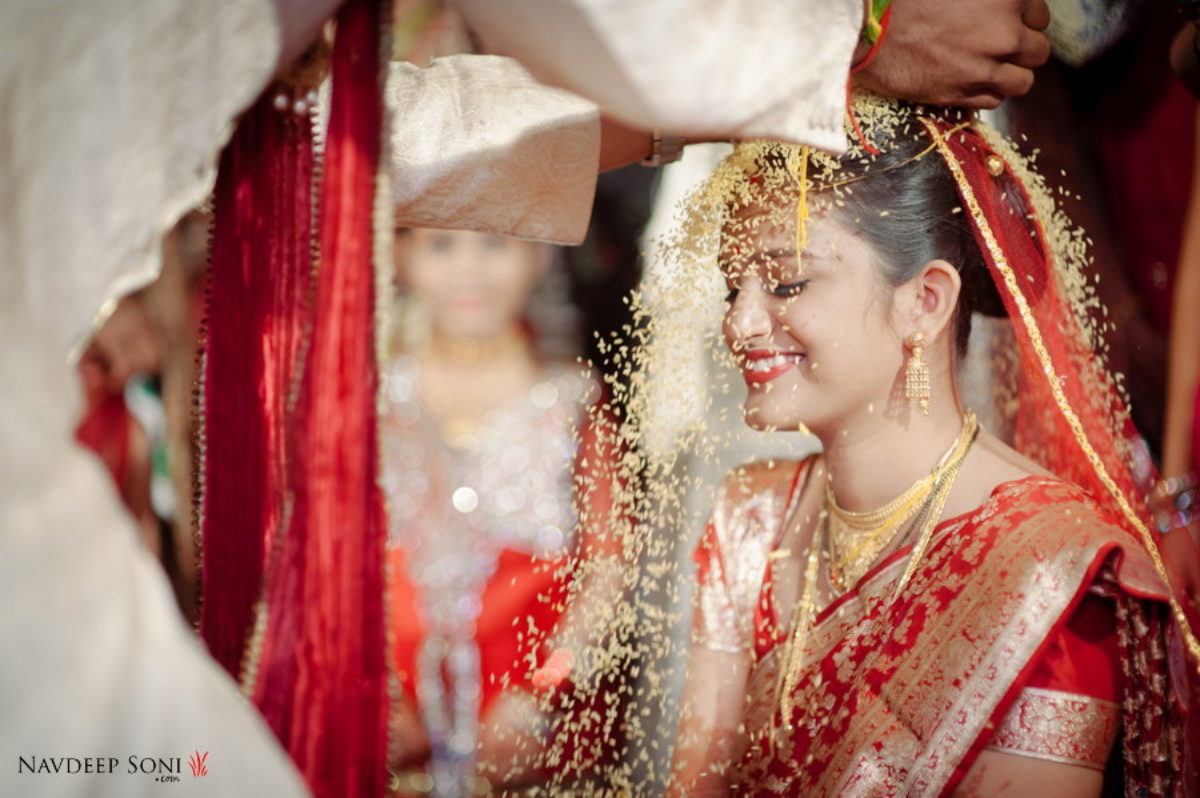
[83,295,161,395]
[856,0,1053,109]
[476,691,549,789]
[386,692,430,771]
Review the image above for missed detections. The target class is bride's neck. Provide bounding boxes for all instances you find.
[819,399,967,512]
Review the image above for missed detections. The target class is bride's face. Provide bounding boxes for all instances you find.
[721,207,907,436]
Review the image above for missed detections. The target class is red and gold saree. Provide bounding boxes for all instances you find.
[694,457,1187,796]
[659,101,1200,796]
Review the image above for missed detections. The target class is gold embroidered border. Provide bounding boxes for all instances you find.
[985,686,1119,771]
[833,489,1104,795]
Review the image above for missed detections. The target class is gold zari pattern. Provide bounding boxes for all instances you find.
[727,475,1149,795]
[985,687,1120,771]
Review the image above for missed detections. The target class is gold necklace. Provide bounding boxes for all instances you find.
[828,471,937,528]
[824,411,978,592]
[420,331,533,447]
[774,502,825,738]
[428,328,528,366]
[774,411,979,729]
[825,488,929,592]
[890,414,980,602]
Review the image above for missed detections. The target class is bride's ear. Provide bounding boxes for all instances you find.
[894,259,961,347]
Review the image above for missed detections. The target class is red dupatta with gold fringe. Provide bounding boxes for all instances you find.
[200,1,392,796]
[201,65,316,681]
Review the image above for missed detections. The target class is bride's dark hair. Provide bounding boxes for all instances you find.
[827,132,1010,358]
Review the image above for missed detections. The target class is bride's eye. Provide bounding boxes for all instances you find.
[772,279,809,298]
[724,287,740,304]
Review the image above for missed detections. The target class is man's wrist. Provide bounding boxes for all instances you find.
[852,0,894,73]
[852,38,874,69]
[861,0,893,45]
[641,133,687,167]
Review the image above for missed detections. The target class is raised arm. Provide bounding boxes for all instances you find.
[667,643,752,797]
[666,517,758,797]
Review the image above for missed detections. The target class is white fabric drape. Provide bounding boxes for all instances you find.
[0,1,310,796]
[388,56,601,245]
[455,0,862,153]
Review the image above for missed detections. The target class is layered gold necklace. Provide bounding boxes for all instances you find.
[774,410,979,732]
[825,410,979,592]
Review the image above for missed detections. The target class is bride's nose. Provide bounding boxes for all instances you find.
[726,282,772,343]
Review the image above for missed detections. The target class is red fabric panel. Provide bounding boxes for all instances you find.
[476,550,568,714]
[1025,593,1122,702]
[387,549,569,718]
[74,390,131,498]
[388,547,423,703]
[201,84,314,678]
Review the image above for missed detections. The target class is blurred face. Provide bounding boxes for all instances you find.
[720,206,906,436]
[396,228,547,339]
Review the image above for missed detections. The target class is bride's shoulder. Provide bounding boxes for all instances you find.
[703,457,814,554]
[972,430,1056,483]
[947,431,1129,542]
[711,456,817,523]
[952,430,1058,511]
[957,435,1126,544]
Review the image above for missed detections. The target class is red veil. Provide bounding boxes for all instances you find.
[920,114,1199,791]
[920,116,1198,663]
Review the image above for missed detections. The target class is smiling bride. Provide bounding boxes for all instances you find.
[663,101,1195,797]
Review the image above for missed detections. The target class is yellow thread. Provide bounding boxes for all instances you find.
[794,145,810,273]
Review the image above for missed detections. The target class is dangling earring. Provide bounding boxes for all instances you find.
[905,332,930,415]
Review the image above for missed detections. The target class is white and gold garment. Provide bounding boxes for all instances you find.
[381,357,593,793]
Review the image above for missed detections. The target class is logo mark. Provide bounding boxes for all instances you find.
[187,751,209,778]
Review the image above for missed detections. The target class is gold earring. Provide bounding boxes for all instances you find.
[905,332,930,415]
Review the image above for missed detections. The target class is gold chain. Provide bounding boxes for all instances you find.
[890,418,979,601]
[825,411,978,592]
[827,473,935,529]
[826,494,924,593]
[774,503,825,739]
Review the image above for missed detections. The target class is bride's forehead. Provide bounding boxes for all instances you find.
[721,205,858,250]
